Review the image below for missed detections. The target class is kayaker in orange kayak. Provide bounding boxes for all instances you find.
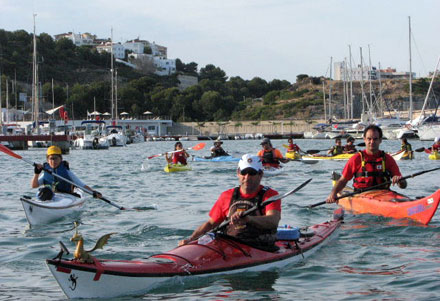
[179,154,281,251]
[326,125,407,204]
[257,138,288,168]
[327,138,344,156]
[431,137,440,152]
[343,137,357,154]
[165,142,190,165]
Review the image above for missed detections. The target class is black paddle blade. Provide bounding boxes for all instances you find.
[306,150,322,154]
[357,142,366,147]
[415,147,426,152]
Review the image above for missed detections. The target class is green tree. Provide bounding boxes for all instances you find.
[199,64,227,82]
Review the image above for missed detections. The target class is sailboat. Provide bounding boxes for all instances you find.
[414,56,440,141]
[105,29,127,147]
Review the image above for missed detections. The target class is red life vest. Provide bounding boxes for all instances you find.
[173,151,187,165]
[288,143,300,152]
[433,144,440,152]
[353,150,391,190]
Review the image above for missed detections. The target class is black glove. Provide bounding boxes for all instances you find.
[34,165,43,174]
[92,190,101,198]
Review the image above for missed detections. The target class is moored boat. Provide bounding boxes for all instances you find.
[46,209,344,299]
[164,163,192,173]
[337,188,440,225]
[20,190,86,226]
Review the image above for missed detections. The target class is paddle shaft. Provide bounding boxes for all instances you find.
[0,144,126,210]
[212,178,312,233]
[309,167,440,208]
[147,142,205,160]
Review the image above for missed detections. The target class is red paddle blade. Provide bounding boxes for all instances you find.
[192,142,206,151]
[0,144,23,159]
[147,154,160,160]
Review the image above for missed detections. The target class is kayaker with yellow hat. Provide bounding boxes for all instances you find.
[31,145,101,198]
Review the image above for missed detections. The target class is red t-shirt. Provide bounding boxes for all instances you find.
[288,143,300,152]
[173,151,187,165]
[433,143,440,152]
[342,151,402,181]
[209,186,281,224]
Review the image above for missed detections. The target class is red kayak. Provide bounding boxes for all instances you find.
[46,209,344,299]
[338,189,440,225]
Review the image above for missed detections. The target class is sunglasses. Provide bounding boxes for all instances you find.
[240,169,259,176]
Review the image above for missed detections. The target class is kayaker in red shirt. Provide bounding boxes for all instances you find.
[257,138,288,168]
[165,142,190,165]
[179,154,281,250]
[326,125,407,204]
[432,137,440,152]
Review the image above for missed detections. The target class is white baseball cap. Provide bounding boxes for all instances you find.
[238,154,263,172]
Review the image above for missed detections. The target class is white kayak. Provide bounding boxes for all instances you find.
[20,190,86,226]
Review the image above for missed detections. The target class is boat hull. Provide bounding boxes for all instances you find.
[429,151,440,160]
[193,155,240,162]
[285,152,301,160]
[164,164,192,172]
[20,191,86,226]
[302,153,355,161]
[337,189,440,225]
[46,213,343,298]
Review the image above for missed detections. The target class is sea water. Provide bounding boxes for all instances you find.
[0,139,439,300]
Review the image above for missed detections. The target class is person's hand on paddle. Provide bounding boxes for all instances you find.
[392,175,407,189]
[326,191,338,204]
[34,163,43,174]
[92,190,102,199]
[230,211,249,227]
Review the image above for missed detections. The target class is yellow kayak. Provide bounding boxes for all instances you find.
[285,151,301,160]
[164,164,192,173]
[302,153,355,161]
[391,150,414,160]
[429,151,440,160]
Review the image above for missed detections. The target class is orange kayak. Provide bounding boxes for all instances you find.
[337,189,440,225]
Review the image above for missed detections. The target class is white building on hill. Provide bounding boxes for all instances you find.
[54,32,96,46]
[96,42,125,59]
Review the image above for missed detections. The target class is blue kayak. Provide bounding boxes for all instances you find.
[193,155,240,162]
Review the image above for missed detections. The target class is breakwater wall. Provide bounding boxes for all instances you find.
[168,120,319,137]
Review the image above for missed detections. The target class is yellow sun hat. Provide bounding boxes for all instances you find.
[47,145,62,156]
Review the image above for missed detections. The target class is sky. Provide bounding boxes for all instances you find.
[1,0,439,83]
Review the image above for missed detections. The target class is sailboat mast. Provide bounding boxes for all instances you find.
[110,28,115,122]
[349,45,354,119]
[115,69,118,122]
[329,56,333,120]
[408,16,413,121]
[368,44,373,114]
[419,56,440,120]
[33,14,40,134]
[6,79,9,124]
[359,47,366,115]
[322,80,326,122]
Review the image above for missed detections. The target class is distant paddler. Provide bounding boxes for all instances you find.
[431,137,440,153]
[327,138,344,156]
[257,138,289,168]
[32,146,101,200]
[210,138,230,158]
[165,141,190,165]
[343,137,357,154]
[285,137,302,160]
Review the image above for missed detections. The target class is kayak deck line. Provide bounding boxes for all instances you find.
[20,196,86,210]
